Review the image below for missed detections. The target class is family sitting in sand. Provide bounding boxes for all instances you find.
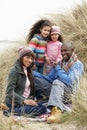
[0,19,84,124]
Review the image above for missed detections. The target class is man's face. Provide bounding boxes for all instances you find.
[61,45,73,62]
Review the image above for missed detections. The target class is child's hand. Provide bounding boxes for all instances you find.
[45,57,50,64]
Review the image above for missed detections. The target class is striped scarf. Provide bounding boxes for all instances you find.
[60,53,78,71]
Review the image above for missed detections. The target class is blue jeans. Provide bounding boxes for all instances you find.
[34,77,52,101]
[3,103,46,117]
[48,79,72,111]
[35,62,44,74]
[36,65,44,74]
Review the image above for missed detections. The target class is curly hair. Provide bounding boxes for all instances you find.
[27,19,52,43]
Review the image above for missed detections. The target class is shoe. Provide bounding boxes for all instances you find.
[47,107,62,124]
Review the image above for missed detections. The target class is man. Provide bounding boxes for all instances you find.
[33,42,84,123]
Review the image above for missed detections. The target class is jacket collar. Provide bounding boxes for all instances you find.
[15,59,24,74]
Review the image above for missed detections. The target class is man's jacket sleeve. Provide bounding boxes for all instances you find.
[54,61,84,86]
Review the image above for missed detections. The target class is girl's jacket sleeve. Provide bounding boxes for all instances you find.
[29,37,39,51]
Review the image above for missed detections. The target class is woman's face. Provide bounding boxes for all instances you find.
[22,55,34,67]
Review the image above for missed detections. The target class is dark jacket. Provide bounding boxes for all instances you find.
[5,59,35,107]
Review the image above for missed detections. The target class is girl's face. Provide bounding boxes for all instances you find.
[40,26,51,38]
[50,33,59,42]
[22,55,34,67]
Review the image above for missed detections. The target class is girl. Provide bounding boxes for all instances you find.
[45,25,63,74]
[27,19,52,74]
[3,46,46,117]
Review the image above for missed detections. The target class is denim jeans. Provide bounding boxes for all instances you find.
[48,79,73,111]
[34,77,52,101]
[35,62,44,74]
[36,65,44,74]
[3,103,46,117]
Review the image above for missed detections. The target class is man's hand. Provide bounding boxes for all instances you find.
[53,62,58,67]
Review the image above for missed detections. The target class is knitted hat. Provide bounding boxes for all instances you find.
[51,25,60,35]
[18,46,35,59]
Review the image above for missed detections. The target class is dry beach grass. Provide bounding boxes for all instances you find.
[0,1,87,129]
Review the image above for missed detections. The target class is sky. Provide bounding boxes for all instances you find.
[0,0,84,41]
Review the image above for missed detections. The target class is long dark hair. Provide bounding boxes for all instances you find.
[19,52,35,96]
[27,19,52,43]
[19,53,35,96]
[57,35,63,42]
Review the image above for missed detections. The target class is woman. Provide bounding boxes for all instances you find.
[3,46,46,117]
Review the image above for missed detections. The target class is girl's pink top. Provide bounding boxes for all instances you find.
[45,41,62,63]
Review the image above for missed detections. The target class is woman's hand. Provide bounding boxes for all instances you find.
[24,99,38,106]
[0,103,9,110]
